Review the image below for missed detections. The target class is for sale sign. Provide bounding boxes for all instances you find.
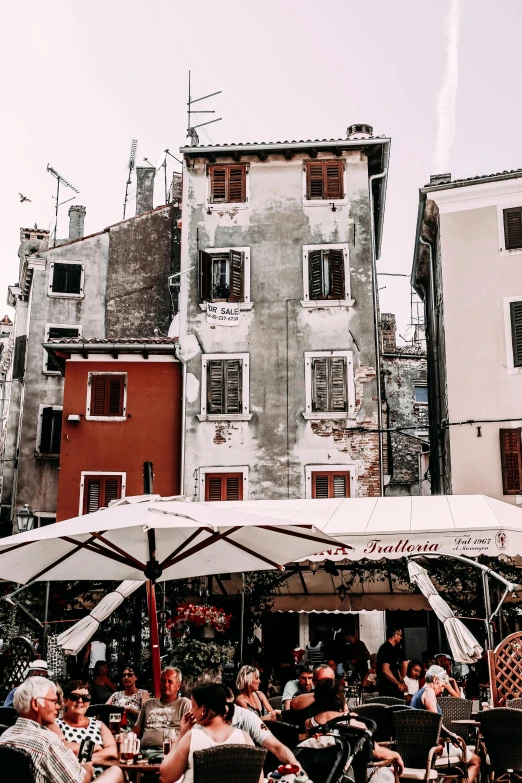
[206,302,240,326]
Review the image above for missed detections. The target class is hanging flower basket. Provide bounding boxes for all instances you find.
[171,603,232,640]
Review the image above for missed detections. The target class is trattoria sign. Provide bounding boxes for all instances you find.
[306,530,511,561]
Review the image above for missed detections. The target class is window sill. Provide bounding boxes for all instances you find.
[199,302,253,311]
[303,412,356,421]
[300,299,354,309]
[500,247,522,256]
[48,292,84,299]
[85,415,127,422]
[302,199,348,208]
[206,202,249,212]
[197,413,253,422]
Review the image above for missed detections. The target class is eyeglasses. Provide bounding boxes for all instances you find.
[38,697,59,704]
[122,672,135,678]
[68,693,91,703]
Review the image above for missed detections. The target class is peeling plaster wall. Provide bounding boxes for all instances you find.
[180,150,381,499]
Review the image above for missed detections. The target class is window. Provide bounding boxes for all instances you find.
[44,324,81,373]
[304,352,355,419]
[306,160,344,200]
[48,262,84,296]
[35,514,56,528]
[312,471,351,498]
[500,428,522,495]
[36,405,62,456]
[504,207,522,251]
[199,467,248,501]
[414,385,429,404]
[199,354,251,421]
[302,245,351,307]
[510,301,522,367]
[209,165,247,204]
[86,373,127,420]
[199,249,249,303]
[81,474,123,514]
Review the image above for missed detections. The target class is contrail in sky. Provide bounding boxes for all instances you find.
[434,0,461,173]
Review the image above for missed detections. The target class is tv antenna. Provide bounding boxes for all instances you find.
[187,70,222,146]
[152,148,183,205]
[123,139,138,219]
[46,164,79,247]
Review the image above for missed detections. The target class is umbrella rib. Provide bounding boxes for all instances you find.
[30,533,104,582]
[88,532,146,571]
[213,536,284,570]
[159,528,208,569]
[62,538,138,569]
[259,525,351,548]
[161,527,242,570]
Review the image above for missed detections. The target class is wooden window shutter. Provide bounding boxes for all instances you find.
[92,376,108,415]
[307,163,324,199]
[210,167,227,202]
[86,479,102,513]
[50,410,62,454]
[333,474,348,497]
[313,473,330,499]
[308,250,324,300]
[228,250,244,302]
[228,167,246,203]
[224,359,242,414]
[104,477,122,505]
[199,251,212,300]
[84,475,122,513]
[108,378,124,416]
[39,407,53,453]
[205,473,243,501]
[207,361,224,414]
[91,375,124,416]
[330,358,348,411]
[325,161,344,199]
[504,207,522,250]
[51,264,67,293]
[328,249,345,299]
[311,358,329,411]
[500,428,522,495]
[312,471,350,498]
[510,301,522,367]
[65,264,83,294]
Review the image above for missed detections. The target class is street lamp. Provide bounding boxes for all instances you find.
[16,504,35,533]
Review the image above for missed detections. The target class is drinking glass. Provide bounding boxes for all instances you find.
[109,712,122,735]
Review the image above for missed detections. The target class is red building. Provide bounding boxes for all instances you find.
[44,338,182,521]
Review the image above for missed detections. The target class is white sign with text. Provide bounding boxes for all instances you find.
[206,302,240,326]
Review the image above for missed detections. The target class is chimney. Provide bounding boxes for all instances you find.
[429,173,452,186]
[136,167,155,215]
[380,313,396,354]
[68,205,86,241]
[347,123,374,139]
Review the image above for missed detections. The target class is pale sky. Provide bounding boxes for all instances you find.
[2,0,521,341]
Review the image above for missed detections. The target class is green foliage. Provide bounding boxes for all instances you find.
[168,637,234,682]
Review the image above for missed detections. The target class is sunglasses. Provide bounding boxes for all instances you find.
[122,672,135,678]
[68,693,91,703]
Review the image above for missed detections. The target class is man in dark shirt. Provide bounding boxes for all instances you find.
[377,628,407,698]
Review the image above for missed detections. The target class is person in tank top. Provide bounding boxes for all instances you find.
[159,682,254,783]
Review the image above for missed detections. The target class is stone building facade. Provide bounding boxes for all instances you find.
[178,127,391,501]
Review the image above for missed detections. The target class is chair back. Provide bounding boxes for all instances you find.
[438,697,473,744]
[394,709,442,769]
[507,698,522,711]
[366,696,405,706]
[295,735,351,783]
[194,744,266,783]
[85,703,124,727]
[352,704,391,743]
[479,708,522,772]
[268,696,282,711]
[267,720,299,749]
[0,745,35,782]
[0,707,18,727]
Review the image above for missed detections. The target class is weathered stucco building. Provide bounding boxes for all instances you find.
[178,125,390,501]
[1,174,181,534]
[412,168,522,501]
[380,313,429,496]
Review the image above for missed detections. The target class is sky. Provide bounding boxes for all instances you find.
[2,0,522,342]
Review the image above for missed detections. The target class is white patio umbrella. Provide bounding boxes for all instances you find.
[57,581,142,655]
[408,560,483,664]
[0,495,344,693]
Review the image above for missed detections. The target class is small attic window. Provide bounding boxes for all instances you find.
[37,235,44,240]
[24,234,30,239]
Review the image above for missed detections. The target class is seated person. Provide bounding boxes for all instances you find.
[91,662,116,704]
[0,676,123,783]
[49,680,118,779]
[282,664,314,710]
[289,664,336,712]
[134,667,190,754]
[435,654,462,698]
[362,654,378,692]
[236,665,278,721]
[159,682,253,783]
[411,665,480,783]
[106,665,150,728]
[403,660,423,703]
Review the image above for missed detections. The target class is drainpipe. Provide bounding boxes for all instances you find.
[418,236,443,493]
[174,343,187,496]
[368,167,388,497]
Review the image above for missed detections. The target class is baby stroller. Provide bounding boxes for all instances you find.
[294,715,377,783]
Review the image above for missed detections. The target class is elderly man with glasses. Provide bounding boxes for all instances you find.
[0,676,123,783]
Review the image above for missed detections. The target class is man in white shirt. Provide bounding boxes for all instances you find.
[282,665,314,710]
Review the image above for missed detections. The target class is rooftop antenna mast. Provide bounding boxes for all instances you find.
[152,149,183,205]
[123,139,138,219]
[46,164,79,247]
[187,70,222,145]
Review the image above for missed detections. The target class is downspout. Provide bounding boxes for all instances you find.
[418,236,443,493]
[368,164,388,497]
[174,343,187,496]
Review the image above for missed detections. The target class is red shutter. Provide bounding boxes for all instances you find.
[209,165,246,203]
[500,429,522,494]
[312,471,350,498]
[325,161,344,199]
[91,376,107,416]
[204,473,243,501]
[210,167,227,202]
[108,378,124,416]
[90,375,124,417]
[84,475,122,514]
[228,167,246,203]
[307,163,324,199]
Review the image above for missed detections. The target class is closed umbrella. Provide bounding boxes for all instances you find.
[57,581,142,655]
[0,495,343,694]
[408,560,482,663]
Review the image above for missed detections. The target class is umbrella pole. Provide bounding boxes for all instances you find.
[147,581,161,697]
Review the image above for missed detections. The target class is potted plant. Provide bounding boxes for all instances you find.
[169,603,234,684]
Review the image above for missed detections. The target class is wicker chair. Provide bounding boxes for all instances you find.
[366,696,406,706]
[393,708,443,781]
[352,704,392,743]
[507,699,522,711]
[0,706,18,727]
[263,721,299,773]
[438,697,474,745]
[0,745,35,783]
[193,744,267,783]
[268,695,283,711]
[479,707,522,783]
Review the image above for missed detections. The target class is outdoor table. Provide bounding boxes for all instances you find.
[99,759,162,781]
[451,719,481,727]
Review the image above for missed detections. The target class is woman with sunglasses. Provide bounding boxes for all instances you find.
[106,666,150,727]
[49,680,118,778]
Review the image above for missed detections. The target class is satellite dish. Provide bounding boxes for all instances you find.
[155,149,168,173]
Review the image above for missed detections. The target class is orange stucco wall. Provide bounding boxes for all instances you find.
[56,359,182,521]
